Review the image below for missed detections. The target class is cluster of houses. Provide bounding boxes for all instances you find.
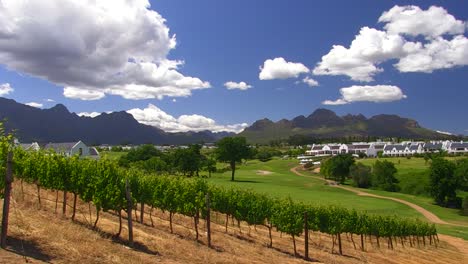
[16,140,100,158]
[16,140,217,158]
[304,140,468,158]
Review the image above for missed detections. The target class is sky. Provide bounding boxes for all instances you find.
[0,0,467,135]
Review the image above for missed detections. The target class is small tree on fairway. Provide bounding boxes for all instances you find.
[215,137,251,181]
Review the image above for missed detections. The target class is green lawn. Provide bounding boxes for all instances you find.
[209,159,424,219]
[100,151,126,160]
[359,157,431,196]
[208,158,468,240]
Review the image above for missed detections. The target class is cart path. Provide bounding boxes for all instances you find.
[290,166,466,227]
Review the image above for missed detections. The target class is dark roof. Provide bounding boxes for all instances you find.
[312,145,323,150]
[374,145,385,150]
[329,145,340,150]
[409,144,420,151]
[450,142,468,149]
[384,144,406,151]
[89,147,99,156]
[424,143,442,149]
[44,142,78,152]
[19,143,33,150]
[352,144,370,149]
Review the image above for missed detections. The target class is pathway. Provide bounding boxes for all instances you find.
[290,166,460,226]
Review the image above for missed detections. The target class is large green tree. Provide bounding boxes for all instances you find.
[372,160,399,192]
[321,154,355,183]
[429,157,459,207]
[215,137,251,181]
[350,163,372,188]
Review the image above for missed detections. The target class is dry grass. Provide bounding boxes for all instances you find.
[0,181,466,264]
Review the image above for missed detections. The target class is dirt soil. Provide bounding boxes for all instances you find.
[0,181,466,264]
[256,170,273,175]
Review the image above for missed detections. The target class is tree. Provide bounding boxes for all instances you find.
[350,163,372,188]
[320,154,355,183]
[461,196,468,216]
[202,157,217,178]
[118,144,162,167]
[454,158,468,192]
[215,137,251,181]
[429,157,459,207]
[372,160,399,192]
[172,145,203,177]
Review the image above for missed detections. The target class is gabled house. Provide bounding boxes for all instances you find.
[19,142,41,151]
[383,144,411,156]
[44,141,99,158]
[408,143,424,155]
[423,142,443,153]
[446,142,468,154]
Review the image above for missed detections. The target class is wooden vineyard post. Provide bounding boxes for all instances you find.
[338,233,342,255]
[304,211,309,261]
[125,179,134,247]
[1,152,13,249]
[206,193,211,248]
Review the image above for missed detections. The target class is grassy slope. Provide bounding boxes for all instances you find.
[209,158,468,239]
[210,159,423,219]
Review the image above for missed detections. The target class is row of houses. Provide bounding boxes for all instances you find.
[305,140,468,157]
[17,140,100,158]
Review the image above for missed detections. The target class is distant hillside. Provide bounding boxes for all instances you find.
[0,98,233,145]
[239,108,453,144]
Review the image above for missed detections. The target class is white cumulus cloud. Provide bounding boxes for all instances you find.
[0,83,13,96]
[127,104,248,133]
[77,112,101,118]
[302,76,319,87]
[0,0,210,100]
[323,85,407,105]
[25,102,43,108]
[259,57,309,80]
[396,35,468,72]
[314,5,467,81]
[224,81,252,90]
[379,5,465,38]
[313,27,405,82]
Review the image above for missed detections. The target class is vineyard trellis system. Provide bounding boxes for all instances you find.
[3,148,439,259]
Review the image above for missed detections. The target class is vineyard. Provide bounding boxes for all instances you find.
[0,147,440,260]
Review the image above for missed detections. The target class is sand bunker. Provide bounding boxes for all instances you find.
[256,170,273,175]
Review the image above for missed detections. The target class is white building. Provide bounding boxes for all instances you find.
[44,141,99,158]
[446,142,468,154]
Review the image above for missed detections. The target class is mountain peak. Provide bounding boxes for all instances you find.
[308,108,338,118]
[48,104,70,114]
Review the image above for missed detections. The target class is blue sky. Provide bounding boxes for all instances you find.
[0,0,467,135]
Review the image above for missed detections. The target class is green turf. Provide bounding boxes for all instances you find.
[100,151,126,160]
[207,158,468,240]
[209,159,424,219]
[359,157,431,196]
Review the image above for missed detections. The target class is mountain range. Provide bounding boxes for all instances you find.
[0,98,455,145]
[0,98,232,145]
[239,108,453,144]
